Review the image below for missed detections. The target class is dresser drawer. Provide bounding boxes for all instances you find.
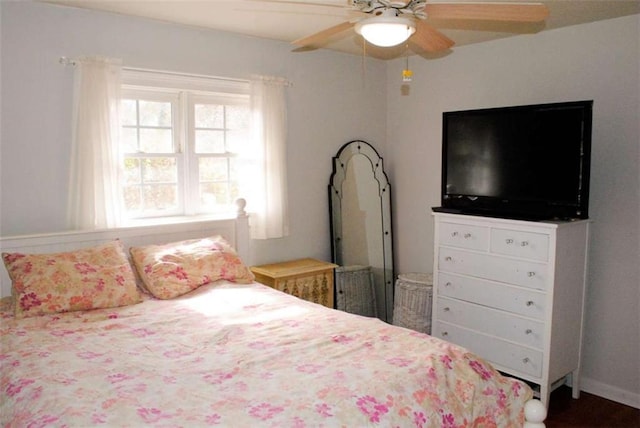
[438,222,489,251]
[491,228,550,262]
[436,297,544,349]
[438,248,548,291]
[438,272,545,319]
[433,322,542,378]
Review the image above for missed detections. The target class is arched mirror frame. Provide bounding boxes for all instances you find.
[329,140,394,321]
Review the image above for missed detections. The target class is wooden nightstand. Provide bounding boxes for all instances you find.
[250,258,338,308]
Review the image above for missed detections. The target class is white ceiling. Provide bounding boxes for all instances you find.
[43,0,640,59]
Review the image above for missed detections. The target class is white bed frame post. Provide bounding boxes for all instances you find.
[524,399,547,427]
[234,198,251,265]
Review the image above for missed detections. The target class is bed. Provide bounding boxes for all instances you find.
[0,211,546,427]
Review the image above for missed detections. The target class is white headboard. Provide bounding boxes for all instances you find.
[0,213,250,298]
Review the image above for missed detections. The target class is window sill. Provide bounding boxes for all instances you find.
[120,213,238,229]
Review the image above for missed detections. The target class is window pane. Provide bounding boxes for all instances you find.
[140,129,173,153]
[200,182,230,208]
[228,158,240,202]
[139,101,172,126]
[122,99,137,126]
[226,129,249,154]
[199,158,228,181]
[195,130,225,154]
[142,157,178,183]
[123,158,141,185]
[143,184,178,210]
[123,185,142,211]
[228,158,240,181]
[122,127,138,153]
[195,104,223,128]
[226,105,250,129]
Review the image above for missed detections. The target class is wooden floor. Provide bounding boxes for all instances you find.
[545,386,640,427]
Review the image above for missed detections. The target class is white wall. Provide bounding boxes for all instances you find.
[0,1,387,267]
[386,15,640,407]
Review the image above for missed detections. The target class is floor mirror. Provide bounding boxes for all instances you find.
[329,140,394,322]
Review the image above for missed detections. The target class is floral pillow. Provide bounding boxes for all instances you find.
[2,240,141,319]
[129,236,255,300]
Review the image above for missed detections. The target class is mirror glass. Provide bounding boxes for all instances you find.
[329,140,394,322]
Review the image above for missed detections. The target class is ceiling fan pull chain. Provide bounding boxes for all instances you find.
[402,47,412,82]
[361,38,368,88]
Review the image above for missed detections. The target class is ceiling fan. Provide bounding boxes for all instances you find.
[291,0,550,54]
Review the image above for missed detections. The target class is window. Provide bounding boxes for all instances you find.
[69,63,286,236]
[120,72,250,220]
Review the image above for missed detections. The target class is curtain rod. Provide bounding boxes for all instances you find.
[58,56,252,85]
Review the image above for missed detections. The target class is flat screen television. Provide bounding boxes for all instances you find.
[436,100,593,221]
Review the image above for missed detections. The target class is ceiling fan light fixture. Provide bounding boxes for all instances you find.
[355,15,416,47]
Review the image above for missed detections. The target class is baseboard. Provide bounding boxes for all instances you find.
[580,376,640,409]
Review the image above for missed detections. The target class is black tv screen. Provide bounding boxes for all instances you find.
[438,100,592,220]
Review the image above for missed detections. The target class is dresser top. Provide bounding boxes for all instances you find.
[432,212,590,230]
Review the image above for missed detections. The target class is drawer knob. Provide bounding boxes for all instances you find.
[523,357,530,364]
[445,256,453,262]
[442,331,449,337]
[451,231,459,237]
[521,241,530,247]
[525,329,533,335]
[445,282,452,287]
[527,271,536,277]
[526,300,535,307]
[464,233,472,239]
[443,307,450,312]
[505,238,514,244]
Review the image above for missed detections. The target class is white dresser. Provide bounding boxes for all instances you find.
[431,212,589,406]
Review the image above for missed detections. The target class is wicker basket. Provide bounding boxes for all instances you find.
[392,273,433,333]
[335,265,377,318]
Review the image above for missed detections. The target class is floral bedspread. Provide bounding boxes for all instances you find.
[1,281,532,427]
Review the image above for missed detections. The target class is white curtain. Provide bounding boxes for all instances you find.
[247,75,289,239]
[67,56,123,230]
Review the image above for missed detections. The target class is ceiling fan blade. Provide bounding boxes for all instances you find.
[410,20,455,52]
[247,0,348,8]
[424,3,549,22]
[291,20,355,48]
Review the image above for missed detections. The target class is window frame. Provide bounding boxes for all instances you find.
[121,89,184,218]
[121,70,250,222]
[186,92,250,215]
